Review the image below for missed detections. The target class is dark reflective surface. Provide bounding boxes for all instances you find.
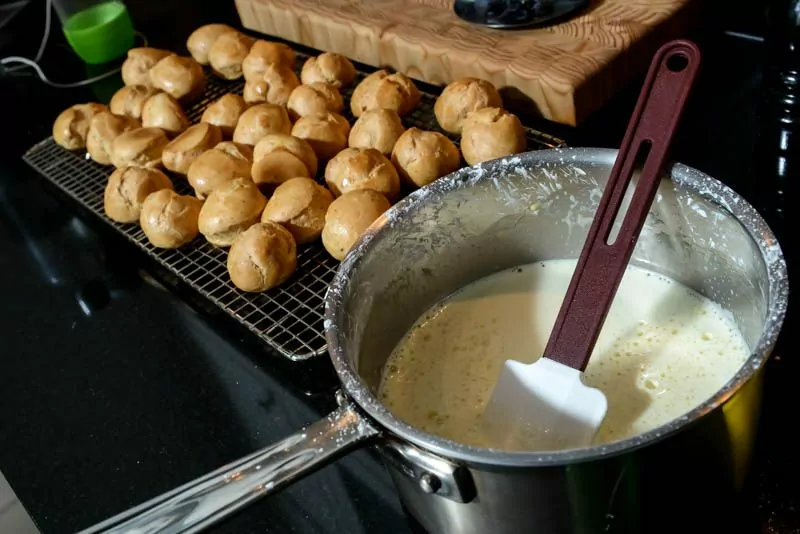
[453,0,589,29]
[0,1,797,533]
[753,0,798,240]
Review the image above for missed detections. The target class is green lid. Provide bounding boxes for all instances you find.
[62,1,135,65]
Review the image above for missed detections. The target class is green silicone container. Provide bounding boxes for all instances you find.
[59,1,134,64]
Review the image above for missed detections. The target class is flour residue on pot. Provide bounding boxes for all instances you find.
[377,259,750,451]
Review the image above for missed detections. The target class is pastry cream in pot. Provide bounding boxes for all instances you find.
[378,259,750,451]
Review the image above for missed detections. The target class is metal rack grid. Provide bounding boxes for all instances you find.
[23,51,566,361]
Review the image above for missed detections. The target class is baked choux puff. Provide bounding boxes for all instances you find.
[242,62,299,106]
[187,141,253,199]
[187,24,236,65]
[348,108,405,156]
[324,147,399,201]
[140,190,203,248]
[391,128,460,188]
[121,47,174,87]
[290,112,350,161]
[251,134,318,192]
[104,166,173,223]
[198,177,267,247]
[86,111,140,165]
[201,93,249,139]
[286,82,344,121]
[460,107,526,166]
[148,55,205,102]
[52,103,108,150]
[261,177,333,244]
[350,69,420,118]
[208,31,255,80]
[433,77,502,134]
[232,103,292,145]
[110,127,170,169]
[322,189,390,261]
[109,85,159,120]
[300,52,356,88]
[162,123,223,175]
[227,222,297,292]
[242,40,296,81]
[141,92,190,137]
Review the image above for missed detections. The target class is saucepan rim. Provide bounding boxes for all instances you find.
[324,147,789,468]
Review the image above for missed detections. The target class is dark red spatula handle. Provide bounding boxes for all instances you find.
[543,40,701,372]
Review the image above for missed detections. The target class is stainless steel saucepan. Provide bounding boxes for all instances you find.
[84,148,788,534]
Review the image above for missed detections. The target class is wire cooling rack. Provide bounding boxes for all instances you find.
[23,50,566,361]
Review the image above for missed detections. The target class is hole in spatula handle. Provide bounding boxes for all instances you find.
[666,53,689,72]
[606,139,653,246]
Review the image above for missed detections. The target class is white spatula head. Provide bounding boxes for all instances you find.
[481,358,608,451]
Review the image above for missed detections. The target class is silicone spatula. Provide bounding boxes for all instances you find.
[482,39,701,451]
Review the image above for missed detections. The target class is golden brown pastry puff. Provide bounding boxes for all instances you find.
[208,31,256,80]
[140,190,204,248]
[86,112,140,165]
[261,177,333,244]
[242,63,299,106]
[251,134,319,192]
[109,85,159,120]
[140,92,190,138]
[110,127,170,169]
[104,166,173,223]
[187,24,236,65]
[253,134,318,176]
[290,112,350,161]
[390,128,460,188]
[52,103,108,150]
[121,47,174,87]
[198,177,267,247]
[148,55,205,102]
[433,77,502,134]
[322,189,390,261]
[324,147,400,201]
[162,123,223,175]
[242,40,296,81]
[460,107,526,166]
[201,93,249,139]
[187,141,253,199]
[232,103,292,146]
[286,82,344,121]
[348,108,405,156]
[350,69,420,118]
[227,222,297,292]
[300,52,356,89]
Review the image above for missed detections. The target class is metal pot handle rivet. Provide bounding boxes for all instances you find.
[419,472,442,494]
[379,438,476,503]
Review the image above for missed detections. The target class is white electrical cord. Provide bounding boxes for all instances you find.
[1,0,148,88]
[34,0,52,62]
[4,0,54,73]
[1,55,125,87]
[3,0,52,73]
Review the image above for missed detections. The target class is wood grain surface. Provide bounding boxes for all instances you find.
[235,0,697,125]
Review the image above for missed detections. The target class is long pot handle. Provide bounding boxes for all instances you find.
[79,401,379,534]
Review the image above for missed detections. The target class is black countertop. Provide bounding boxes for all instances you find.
[0,1,796,533]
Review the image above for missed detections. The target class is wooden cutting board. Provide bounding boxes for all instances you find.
[234,0,698,126]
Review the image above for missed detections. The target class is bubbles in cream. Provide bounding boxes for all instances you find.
[378,259,750,451]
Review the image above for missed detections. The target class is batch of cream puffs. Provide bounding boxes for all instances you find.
[51,23,528,293]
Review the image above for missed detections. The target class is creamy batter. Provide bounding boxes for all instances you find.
[378,259,750,451]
